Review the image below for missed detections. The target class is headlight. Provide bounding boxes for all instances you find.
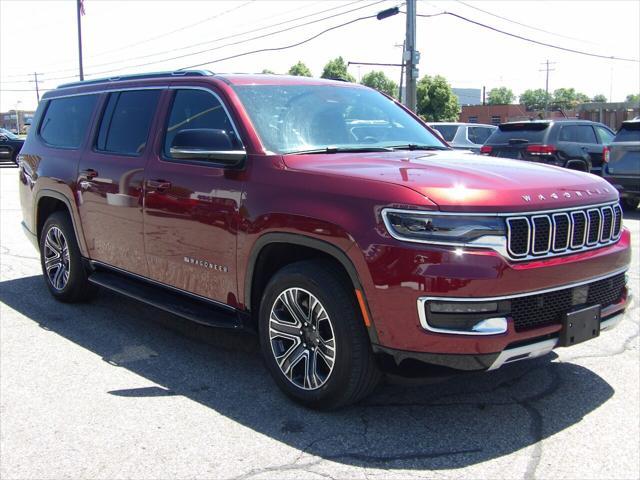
[382,209,506,244]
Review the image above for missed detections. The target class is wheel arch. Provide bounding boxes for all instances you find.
[35,190,87,255]
[244,233,378,342]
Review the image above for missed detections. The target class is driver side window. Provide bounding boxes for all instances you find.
[163,89,236,158]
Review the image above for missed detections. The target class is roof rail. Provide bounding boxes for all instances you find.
[56,70,214,89]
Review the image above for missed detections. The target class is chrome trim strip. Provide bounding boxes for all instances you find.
[586,208,602,246]
[88,260,236,312]
[613,204,623,238]
[488,338,558,370]
[531,215,552,255]
[570,210,588,249]
[600,205,614,242]
[551,212,571,252]
[506,217,530,258]
[42,86,168,100]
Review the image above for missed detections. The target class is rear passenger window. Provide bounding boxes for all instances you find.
[39,95,97,148]
[163,89,235,158]
[432,125,459,142]
[467,127,494,144]
[96,90,160,155]
[559,125,597,143]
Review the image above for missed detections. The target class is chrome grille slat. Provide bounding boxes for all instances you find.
[507,202,622,262]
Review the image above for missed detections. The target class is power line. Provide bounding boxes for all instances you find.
[453,0,599,45]
[415,11,640,63]
[2,0,369,81]
[179,12,382,70]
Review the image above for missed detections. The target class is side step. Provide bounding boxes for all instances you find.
[88,270,245,330]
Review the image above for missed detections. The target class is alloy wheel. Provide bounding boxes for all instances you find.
[44,226,70,290]
[269,287,336,390]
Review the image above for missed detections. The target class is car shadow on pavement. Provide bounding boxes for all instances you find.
[0,274,615,472]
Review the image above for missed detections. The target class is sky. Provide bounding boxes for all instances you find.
[1,0,639,112]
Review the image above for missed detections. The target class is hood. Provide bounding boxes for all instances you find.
[283,150,619,212]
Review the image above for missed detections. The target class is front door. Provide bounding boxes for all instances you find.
[77,88,163,276]
[143,87,244,306]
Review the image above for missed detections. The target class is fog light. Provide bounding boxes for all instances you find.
[429,301,498,314]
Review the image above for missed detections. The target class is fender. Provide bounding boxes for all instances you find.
[34,188,89,256]
[245,232,379,343]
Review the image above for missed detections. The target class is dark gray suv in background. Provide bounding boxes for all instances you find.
[481,119,615,175]
[603,119,640,210]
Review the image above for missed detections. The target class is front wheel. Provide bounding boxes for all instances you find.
[258,260,380,409]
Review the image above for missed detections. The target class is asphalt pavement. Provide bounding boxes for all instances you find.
[1,167,638,480]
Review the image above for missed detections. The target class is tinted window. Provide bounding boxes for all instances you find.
[96,90,160,155]
[486,123,549,144]
[613,123,640,142]
[40,95,97,148]
[559,125,597,143]
[164,89,235,157]
[431,125,459,142]
[595,125,615,144]
[467,126,494,144]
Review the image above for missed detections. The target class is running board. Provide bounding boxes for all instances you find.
[88,270,244,330]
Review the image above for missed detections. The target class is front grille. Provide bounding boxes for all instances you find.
[507,203,622,260]
[511,272,626,332]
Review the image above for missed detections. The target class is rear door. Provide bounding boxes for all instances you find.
[556,124,602,173]
[142,86,244,305]
[76,88,163,276]
[608,123,640,179]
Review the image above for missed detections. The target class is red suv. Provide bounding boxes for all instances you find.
[18,71,632,409]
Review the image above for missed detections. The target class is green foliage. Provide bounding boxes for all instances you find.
[519,89,551,111]
[261,69,275,74]
[321,57,355,82]
[592,94,607,102]
[487,87,515,105]
[626,93,640,105]
[288,61,312,77]
[360,71,398,98]
[552,88,590,110]
[416,75,460,122]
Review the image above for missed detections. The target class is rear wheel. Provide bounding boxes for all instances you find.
[258,260,380,409]
[40,211,96,302]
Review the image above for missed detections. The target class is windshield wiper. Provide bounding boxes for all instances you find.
[389,144,450,151]
[285,146,395,155]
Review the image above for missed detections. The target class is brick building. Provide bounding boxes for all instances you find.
[459,105,575,126]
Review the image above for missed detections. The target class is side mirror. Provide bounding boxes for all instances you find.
[169,128,245,166]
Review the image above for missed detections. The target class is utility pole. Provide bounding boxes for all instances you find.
[482,86,486,106]
[539,60,555,118]
[404,0,419,112]
[32,72,41,102]
[395,42,405,104]
[76,0,84,81]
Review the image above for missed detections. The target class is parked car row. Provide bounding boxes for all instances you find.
[0,128,24,167]
[429,118,638,210]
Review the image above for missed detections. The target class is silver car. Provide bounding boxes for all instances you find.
[428,122,497,152]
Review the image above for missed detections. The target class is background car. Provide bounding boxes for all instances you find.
[428,122,496,152]
[480,119,615,175]
[603,119,640,210]
[0,128,24,167]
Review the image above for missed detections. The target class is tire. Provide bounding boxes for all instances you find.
[565,160,589,172]
[622,197,640,211]
[258,260,381,409]
[40,211,96,302]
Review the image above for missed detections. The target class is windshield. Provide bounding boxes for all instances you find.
[0,128,18,140]
[233,85,445,154]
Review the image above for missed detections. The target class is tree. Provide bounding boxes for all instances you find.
[321,57,355,82]
[288,61,312,77]
[519,88,551,111]
[361,71,398,98]
[416,75,460,122]
[487,87,515,105]
[626,93,640,106]
[261,69,275,74]
[592,94,607,102]
[552,88,588,110]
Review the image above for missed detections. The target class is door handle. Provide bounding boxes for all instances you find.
[80,168,98,179]
[146,179,171,192]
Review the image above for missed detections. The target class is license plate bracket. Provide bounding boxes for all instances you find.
[559,304,601,347]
